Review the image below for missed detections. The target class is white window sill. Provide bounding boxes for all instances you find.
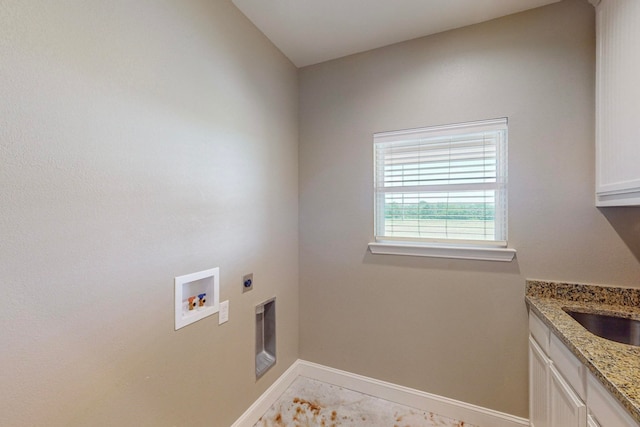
[368,242,516,262]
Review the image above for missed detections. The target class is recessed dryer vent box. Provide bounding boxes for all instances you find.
[255,297,276,379]
[174,267,220,330]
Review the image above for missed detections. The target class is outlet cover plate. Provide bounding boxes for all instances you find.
[219,300,229,324]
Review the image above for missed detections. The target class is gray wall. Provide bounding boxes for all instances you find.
[4,0,640,424]
[0,1,298,426]
[299,0,640,418]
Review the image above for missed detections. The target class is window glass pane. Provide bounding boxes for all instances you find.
[382,191,496,241]
[374,118,507,245]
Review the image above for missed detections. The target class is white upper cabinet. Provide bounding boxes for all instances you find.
[595,0,640,206]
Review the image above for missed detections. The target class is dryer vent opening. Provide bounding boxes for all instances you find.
[255,297,276,378]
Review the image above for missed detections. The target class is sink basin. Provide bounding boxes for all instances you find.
[563,309,640,346]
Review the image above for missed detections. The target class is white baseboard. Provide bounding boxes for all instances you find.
[230,361,300,427]
[232,359,530,427]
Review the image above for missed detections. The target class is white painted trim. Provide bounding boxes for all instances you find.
[368,241,516,262]
[374,117,508,141]
[596,187,640,207]
[230,361,300,427]
[231,359,529,427]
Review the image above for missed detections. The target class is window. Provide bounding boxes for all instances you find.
[369,118,515,261]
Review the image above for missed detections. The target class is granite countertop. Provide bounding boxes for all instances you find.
[525,280,640,424]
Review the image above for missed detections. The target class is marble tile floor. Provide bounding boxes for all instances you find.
[254,376,476,427]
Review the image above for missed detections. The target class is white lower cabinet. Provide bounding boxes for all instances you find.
[587,372,638,427]
[587,414,601,427]
[529,312,640,427]
[529,337,550,427]
[549,365,586,426]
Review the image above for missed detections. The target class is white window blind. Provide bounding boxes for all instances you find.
[374,118,508,246]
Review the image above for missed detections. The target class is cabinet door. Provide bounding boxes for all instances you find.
[587,414,600,427]
[549,365,586,427]
[530,336,550,427]
[587,373,640,427]
[595,0,640,205]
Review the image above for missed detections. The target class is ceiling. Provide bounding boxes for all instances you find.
[232,0,562,67]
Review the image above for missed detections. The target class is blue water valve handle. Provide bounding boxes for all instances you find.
[244,278,252,288]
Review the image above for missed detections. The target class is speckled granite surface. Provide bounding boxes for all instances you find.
[526,280,640,423]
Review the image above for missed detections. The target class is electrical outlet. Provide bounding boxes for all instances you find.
[242,273,253,293]
[219,300,229,325]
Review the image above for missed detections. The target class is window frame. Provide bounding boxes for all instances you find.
[369,118,516,262]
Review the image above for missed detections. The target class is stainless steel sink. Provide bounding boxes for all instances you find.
[563,309,640,346]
